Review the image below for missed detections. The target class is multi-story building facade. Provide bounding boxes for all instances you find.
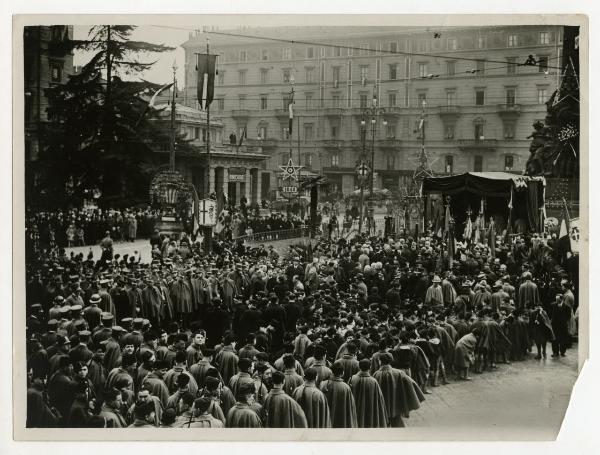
[181,25,563,199]
[24,25,74,199]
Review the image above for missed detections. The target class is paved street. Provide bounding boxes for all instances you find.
[405,349,579,439]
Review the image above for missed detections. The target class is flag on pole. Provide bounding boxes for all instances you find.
[418,117,424,131]
[238,127,246,147]
[196,53,217,110]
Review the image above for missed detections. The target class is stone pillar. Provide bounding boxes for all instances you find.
[209,166,216,196]
[244,169,251,201]
[256,171,263,203]
[222,167,229,202]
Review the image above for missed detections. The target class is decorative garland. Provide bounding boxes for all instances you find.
[149,170,193,209]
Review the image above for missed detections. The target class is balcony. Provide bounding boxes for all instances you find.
[246,138,278,150]
[231,109,250,119]
[458,139,498,151]
[378,138,402,149]
[497,104,522,119]
[274,108,290,119]
[384,107,404,117]
[323,107,344,117]
[438,105,462,120]
[322,139,344,150]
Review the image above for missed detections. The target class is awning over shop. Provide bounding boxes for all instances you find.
[422,172,545,198]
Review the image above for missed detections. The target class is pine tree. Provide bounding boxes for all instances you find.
[37,25,191,208]
[524,26,579,179]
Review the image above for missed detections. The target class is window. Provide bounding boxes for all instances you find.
[385,123,396,138]
[281,154,289,165]
[306,93,314,108]
[346,84,352,108]
[507,34,518,47]
[260,95,268,110]
[445,155,454,173]
[304,154,313,167]
[50,63,62,82]
[475,90,485,106]
[331,125,338,138]
[417,40,427,52]
[333,66,340,86]
[389,41,397,53]
[307,47,314,59]
[446,90,455,106]
[334,46,342,57]
[445,124,455,139]
[217,98,225,111]
[359,93,368,108]
[202,129,207,143]
[476,60,485,75]
[388,92,397,107]
[304,124,314,141]
[386,154,395,170]
[447,38,457,50]
[347,46,353,57]
[331,153,340,167]
[360,66,369,84]
[238,70,247,85]
[507,57,517,74]
[320,62,325,82]
[388,64,397,80]
[474,124,485,140]
[538,88,548,104]
[319,86,325,108]
[359,43,368,56]
[504,123,515,139]
[283,47,291,60]
[418,63,427,78]
[194,127,201,140]
[283,69,291,83]
[417,92,427,106]
[538,56,549,73]
[305,67,314,83]
[540,32,550,45]
[51,26,66,41]
[477,36,486,49]
[446,61,456,76]
[331,94,340,107]
[282,127,290,140]
[217,72,225,85]
[505,88,516,106]
[282,94,292,109]
[376,59,381,80]
[347,61,352,83]
[260,69,269,84]
[258,125,267,140]
[319,47,326,58]
[474,155,483,172]
[238,95,246,109]
[239,51,247,61]
[505,155,514,171]
[261,49,269,60]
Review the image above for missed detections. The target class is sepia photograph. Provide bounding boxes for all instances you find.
[13,14,587,441]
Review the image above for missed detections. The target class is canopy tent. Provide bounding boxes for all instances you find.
[422,172,546,235]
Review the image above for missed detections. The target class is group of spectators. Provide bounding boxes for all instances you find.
[24,217,579,429]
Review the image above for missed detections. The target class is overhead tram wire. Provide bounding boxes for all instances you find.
[147,24,565,72]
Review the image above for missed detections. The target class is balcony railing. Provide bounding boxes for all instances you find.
[246,138,278,149]
[458,138,498,150]
[231,109,250,118]
[497,104,522,117]
[379,138,402,149]
[438,105,462,118]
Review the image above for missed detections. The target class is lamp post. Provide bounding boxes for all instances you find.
[359,92,386,234]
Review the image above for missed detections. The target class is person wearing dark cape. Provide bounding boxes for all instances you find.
[373,353,425,427]
[214,333,239,386]
[349,359,388,428]
[291,368,331,428]
[319,362,357,428]
[226,382,262,428]
[530,304,555,359]
[262,371,308,428]
[454,328,478,380]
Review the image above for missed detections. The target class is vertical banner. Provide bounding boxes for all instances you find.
[569,217,580,254]
[196,53,217,110]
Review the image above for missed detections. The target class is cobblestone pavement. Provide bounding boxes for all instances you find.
[405,348,579,440]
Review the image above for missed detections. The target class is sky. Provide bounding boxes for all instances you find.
[73,25,190,86]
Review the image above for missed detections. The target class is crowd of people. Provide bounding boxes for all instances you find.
[24,221,579,429]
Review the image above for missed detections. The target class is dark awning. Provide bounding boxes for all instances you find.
[422,172,545,198]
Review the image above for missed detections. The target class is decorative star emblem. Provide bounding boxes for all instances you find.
[279,158,303,181]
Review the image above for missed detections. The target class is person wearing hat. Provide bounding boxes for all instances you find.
[185,397,225,428]
[349,358,388,428]
[98,279,116,319]
[141,359,170,409]
[65,284,84,309]
[214,333,239,386]
[517,271,540,311]
[491,281,510,314]
[47,355,77,424]
[425,276,444,309]
[48,296,65,321]
[226,382,262,428]
[127,399,156,428]
[98,387,127,428]
[83,294,103,329]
